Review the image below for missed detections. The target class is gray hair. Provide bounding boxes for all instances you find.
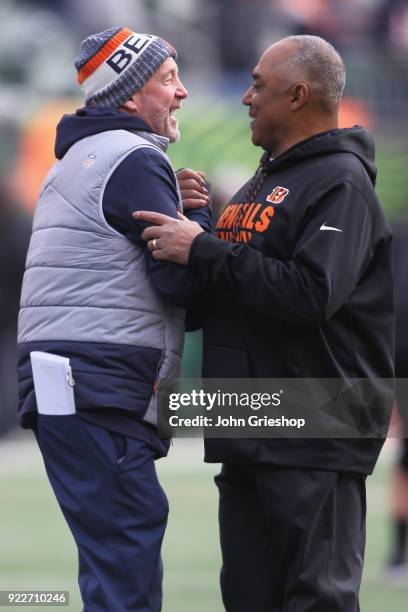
[278,35,346,108]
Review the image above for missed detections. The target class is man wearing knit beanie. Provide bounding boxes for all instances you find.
[17,26,211,611]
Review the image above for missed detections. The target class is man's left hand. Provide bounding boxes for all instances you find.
[134,211,204,265]
[175,168,209,210]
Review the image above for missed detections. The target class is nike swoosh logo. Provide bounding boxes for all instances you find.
[320,223,343,232]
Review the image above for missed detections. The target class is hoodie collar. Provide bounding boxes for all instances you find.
[260,126,377,185]
[55,107,169,159]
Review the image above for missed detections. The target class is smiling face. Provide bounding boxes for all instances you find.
[124,57,188,142]
[242,41,298,155]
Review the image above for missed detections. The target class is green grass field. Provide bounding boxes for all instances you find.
[1,434,407,611]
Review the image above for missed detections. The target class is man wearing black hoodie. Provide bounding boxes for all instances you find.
[17,27,211,612]
[137,36,395,611]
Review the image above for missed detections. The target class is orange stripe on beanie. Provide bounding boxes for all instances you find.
[77,27,133,85]
[74,26,177,110]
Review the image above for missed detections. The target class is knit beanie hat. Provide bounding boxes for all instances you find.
[75,26,177,110]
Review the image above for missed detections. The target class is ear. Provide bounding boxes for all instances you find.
[119,91,141,114]
[288,82,309,111]
[120,98,138,113]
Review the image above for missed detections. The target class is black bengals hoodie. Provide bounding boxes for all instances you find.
[189,126,395,474]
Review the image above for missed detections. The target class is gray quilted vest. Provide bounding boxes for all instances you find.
[18,129,185,425]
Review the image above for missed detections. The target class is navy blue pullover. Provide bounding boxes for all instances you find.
[18,108,212,455]
[55,108,212,306]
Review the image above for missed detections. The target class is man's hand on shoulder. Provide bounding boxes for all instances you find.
[176,168,209,210]
[134,211,204,265]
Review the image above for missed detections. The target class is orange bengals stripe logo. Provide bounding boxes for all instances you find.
[77,27,133,84]
[266,186,289,204]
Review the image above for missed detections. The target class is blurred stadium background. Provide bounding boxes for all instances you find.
[1,0,408,609]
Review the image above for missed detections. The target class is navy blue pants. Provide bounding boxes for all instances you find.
[215,463,366,612]
[35,414,168,612]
